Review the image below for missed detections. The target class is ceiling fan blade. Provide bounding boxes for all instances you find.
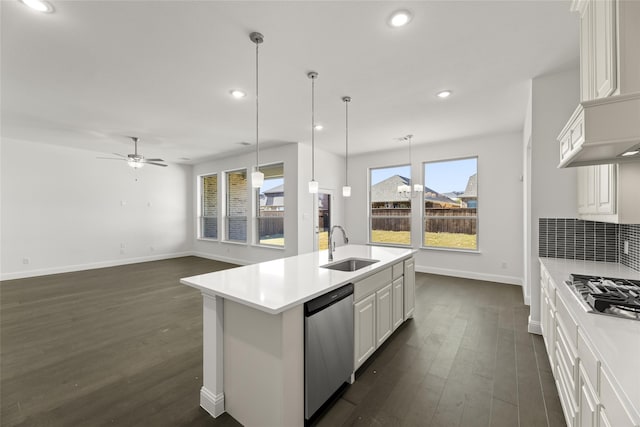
[97,157,126,161]
[146,162,168,167]
[112,153,127,158]
[144,158,164,162]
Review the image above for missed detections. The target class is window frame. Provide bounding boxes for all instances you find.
[198,173,219,241]
[368,163,413,248]
[421,156,479,252]
[254,162,285,249]
[224,168,248,244]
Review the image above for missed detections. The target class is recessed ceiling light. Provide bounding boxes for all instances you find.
[230,89,246,99]
[621,150,639,157]
[389,10,412,27]
[314,124,324,131]
[19,0,54,13]
[436,90,452,99]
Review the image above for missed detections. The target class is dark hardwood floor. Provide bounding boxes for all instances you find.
[1,257,564,427]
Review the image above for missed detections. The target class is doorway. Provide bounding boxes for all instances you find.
[315,191,332,250]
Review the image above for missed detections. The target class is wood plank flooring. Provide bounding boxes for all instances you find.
[1,258,564,427]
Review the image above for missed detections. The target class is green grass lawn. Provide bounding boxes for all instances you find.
[371,230,476,250]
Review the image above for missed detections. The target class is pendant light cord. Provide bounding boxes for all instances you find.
[311,75,316,181]
[255,39,260,170]
[344,97,350,186]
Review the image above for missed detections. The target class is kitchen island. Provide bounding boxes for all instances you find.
[181,245,416,427]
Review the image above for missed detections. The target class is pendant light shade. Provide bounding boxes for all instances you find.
[342,96,351,198]
[308,71,319,193]
[250,31,264,188]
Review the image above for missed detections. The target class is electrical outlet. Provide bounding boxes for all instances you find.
[501,262,508,269]
[624,240,629,255]
[22,257,30,265]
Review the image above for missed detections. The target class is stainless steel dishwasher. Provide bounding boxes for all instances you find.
[304,283,354,423]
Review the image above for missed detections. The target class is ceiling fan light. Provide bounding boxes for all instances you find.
[252,170,264,188]
[128,159,144,169]
[342,186,351,198]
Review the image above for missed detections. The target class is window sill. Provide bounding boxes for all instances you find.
[367,242,413,249]
[197,238,219,243]
[222,240,249,246]
[420,246,481,254]
[251,244,286,251]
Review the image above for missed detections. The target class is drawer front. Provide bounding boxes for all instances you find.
[556,323,578,396]
[354,267,392,302]
[392,262,403,280]
[577,329,599,392]
[556,296,578,349]
[600,368,636,427]
[556,372,577,427]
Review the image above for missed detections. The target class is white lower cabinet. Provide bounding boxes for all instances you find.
[354,293,376,368]
[540,262,640,427]
[375,284,392,346]
[403,258,415,319]
[578,366,597,427]
[392,277,404,331]
[353,258,415,370]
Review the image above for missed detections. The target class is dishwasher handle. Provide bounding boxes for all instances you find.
[304,283,354,317]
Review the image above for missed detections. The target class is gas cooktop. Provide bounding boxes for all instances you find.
[566,274,640,321]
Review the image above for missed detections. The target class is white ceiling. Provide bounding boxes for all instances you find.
[1,0,579,164]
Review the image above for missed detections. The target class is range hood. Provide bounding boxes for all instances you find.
[558,92,640,168]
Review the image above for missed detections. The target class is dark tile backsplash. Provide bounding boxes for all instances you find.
[539,219,640,272]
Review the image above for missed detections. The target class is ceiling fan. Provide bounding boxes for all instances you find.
[97,137,168,168]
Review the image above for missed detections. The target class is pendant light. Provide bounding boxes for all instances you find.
[250,32,264,188]
[396,134,422,197]
[342,96,352,197]
[308,71,319,194]
[409,135,424,194]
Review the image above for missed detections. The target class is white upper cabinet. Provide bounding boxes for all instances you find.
[576,162,640,223]
[559,0,640,167]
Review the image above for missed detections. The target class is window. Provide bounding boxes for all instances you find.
[199,174,218,239]
[225,169,247,242]
[369,165,411,246]
[256,163,284,246]
[423,157,478,250]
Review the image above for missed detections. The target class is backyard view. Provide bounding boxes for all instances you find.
[369,158,478,250]
[257,163,284,246]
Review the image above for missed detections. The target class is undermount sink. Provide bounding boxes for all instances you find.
[320,257,379,272]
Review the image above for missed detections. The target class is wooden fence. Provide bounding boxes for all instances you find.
[370,207,477,234]
[258,213,284,236]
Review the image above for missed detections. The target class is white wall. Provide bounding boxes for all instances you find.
[345,131,524,286]
[527,67,579,332]
[0,138,193,280]
[523,81,533,304]
[296,143,346,255]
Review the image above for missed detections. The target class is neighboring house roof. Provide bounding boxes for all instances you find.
[371,175,411,203]
[371,175,457,205]
[263,184,284,195]
[460,173,477,199]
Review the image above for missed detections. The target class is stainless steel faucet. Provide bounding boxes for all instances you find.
[328,225,349,261]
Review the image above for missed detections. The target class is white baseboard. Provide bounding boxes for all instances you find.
[528,316,542,335]
[200,386,225,418]
[0,252,193,281]
[191,251,249,266]
[416,265,523,287]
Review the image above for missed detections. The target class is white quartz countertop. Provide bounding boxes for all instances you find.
[539,258,640,420]
[181,245,416,315]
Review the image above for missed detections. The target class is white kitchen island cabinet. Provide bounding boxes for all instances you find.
[182,245,416,427]
[539,258,640,427]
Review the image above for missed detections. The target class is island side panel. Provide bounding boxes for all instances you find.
[200,293,225,417]
[224,299,304,427]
